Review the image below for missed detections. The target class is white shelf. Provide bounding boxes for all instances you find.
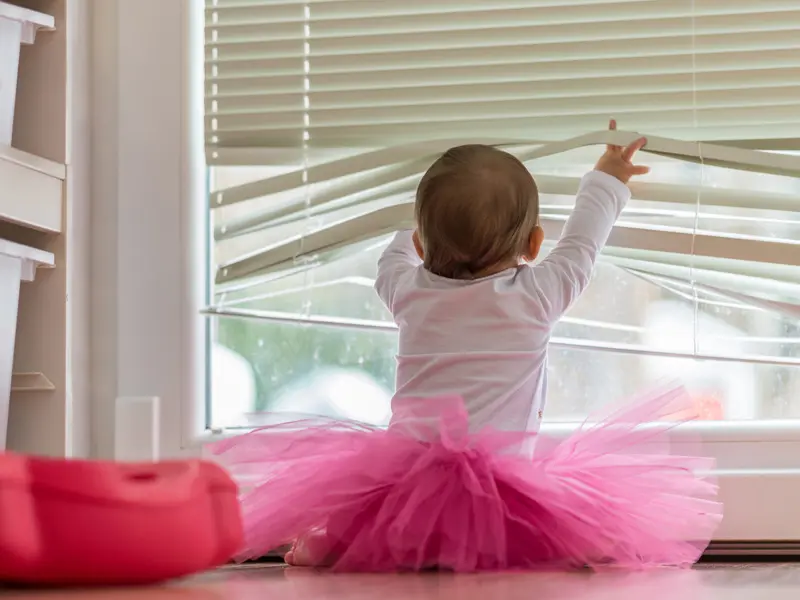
[0,237,54,281]
[11,371,54,392]
[0,144,64,233]
[0,1,54,43]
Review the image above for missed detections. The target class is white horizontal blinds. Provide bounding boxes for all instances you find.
[211,132,800,288]
[205,0,800,156]
[205,0,307,158]
[204,1,800,294]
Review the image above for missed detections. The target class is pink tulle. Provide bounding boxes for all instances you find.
[207,383,722,572]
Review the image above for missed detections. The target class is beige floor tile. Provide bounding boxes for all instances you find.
[5,563,800,600]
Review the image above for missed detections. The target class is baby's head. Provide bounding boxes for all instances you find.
[414,144,543,280]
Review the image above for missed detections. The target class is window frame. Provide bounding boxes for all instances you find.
[92,0,207,459]
[105,0,800,542]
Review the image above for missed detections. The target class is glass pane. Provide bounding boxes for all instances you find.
[210,316,800,429]
[211,317,397,429]
[215,236,800,362]
[546,345,800,423]
[208,152,800,428]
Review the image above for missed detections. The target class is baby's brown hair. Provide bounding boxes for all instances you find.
[414,145,539,280]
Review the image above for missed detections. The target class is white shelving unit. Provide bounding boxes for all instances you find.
[0,238,53,448]
[0,0,91,456]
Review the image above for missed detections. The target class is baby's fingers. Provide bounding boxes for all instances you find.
[622,137,647,162]
[607,119,621,152]
[629,164,651,176]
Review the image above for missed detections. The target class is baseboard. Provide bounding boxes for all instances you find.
[704,542,800,559]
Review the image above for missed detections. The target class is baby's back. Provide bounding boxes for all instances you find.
[391,264,552,433]
[375,172,631,433]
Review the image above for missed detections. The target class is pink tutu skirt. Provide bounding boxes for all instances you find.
[207,383,722,572]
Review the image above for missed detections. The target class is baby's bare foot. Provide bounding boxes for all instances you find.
[284,531,334,567]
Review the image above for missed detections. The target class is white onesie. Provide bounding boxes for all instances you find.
[375,170,631,434]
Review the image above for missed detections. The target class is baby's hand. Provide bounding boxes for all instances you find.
[594,119,650,184]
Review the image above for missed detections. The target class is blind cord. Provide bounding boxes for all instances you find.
[300,3,313,319]
[688,0,704,358]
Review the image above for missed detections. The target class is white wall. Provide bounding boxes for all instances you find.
[90,0,205,459]
[65,0,92,458]
[89,0,117,459]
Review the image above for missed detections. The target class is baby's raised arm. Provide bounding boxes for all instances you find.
[374,230,422,313]
[527,128,648,324]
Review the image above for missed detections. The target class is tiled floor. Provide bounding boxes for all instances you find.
[6,563,800,599]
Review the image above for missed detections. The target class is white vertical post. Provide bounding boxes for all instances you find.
[0,253,22,450]
[114,396,160,461]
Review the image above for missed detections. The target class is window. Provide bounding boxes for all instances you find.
[203,0,800,430]
[199,0,800,544]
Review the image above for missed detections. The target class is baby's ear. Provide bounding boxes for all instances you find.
[412,230,424,260]
[524,226,545,262]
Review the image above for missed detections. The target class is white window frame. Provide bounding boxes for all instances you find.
[90,0,206,460]
[101,0,800,543]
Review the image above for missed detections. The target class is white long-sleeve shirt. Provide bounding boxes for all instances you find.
[375,170,631,434]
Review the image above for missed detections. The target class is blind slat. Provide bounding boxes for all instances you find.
[207,3,798,41]
[206,68,800,116]
[206,46,800,104]
[208,16,799,56]
[208,0,797,19]
[207,33,800,75]
[214,176,800,244]
[211,132,800,207]
[215,205,800,285]
[213,247,800,301]
[206,0,718,21]
[208,86,800,126]
[210,107,800,149]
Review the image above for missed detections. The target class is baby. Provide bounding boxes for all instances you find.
[282,121,650,567]
[376,120,648,436]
